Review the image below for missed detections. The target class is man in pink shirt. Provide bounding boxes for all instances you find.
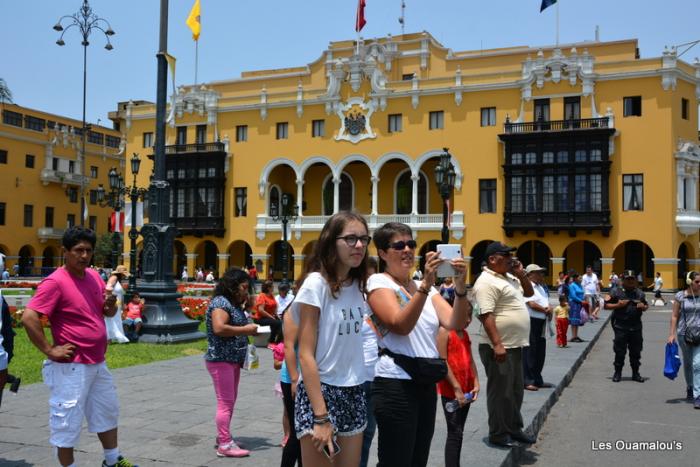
[23,227,137,467]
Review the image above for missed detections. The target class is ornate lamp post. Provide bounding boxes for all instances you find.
[54,0,115,226]
[96,167,123,268]
[434,148,456,244]
[126,154,149,292]
[270,193,299,286]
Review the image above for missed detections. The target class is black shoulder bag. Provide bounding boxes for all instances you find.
[380,348,447,385]
[682,296,700,346]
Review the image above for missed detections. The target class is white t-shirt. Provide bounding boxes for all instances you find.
[275,293,295,316]
[362,318,378,383]
[366,273,440,380]
[291,272,366,387]
[581,273,599,295]
[653,277,663,291]
[526,282,550,320]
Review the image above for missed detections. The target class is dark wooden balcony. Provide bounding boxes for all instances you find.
[504,117,610,134]
[165,142,225,154]
[174,216,225,237]
[503,210,612,237]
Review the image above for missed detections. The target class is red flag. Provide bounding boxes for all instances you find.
[355,0,367,32]
[110,211,125,233]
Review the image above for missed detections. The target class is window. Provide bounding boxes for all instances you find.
[89,215,97,231]
[143,132,154,148]
[25,115,46,132]
[623,174,644,210]
[87,131,103,145]
[25,154,34,168]
[105,135,120,148]
[323,173,355,215]
[236,125,248,142]
[0,150,6,164]
[429,111,444,130]
[564,96,581,121]
[235,187,247,217]
[480,107,496,127]
[534,99,550,122]
[68,187,78,203]
[388,114,402,133]
[0,202,5,225]
[45,207,54,228]
[52,157,59,171]
[682,98,689,120]
[89,189,98,205]
[542,152,554,164]
[511,153,522,165]
[68,160,75,173]
[269,186,280,215]
[23,204,33,227]
[395,171,427,215]
[196,124,206,144]
[479,179,496,213]
[276,122,288,140]
[176,126,187,145]
[623,96,642,117]
[402,73,415,81]
[67,214,76,228]
[3,110,22,127]
[312,119,325,138]
[90,166,98,178]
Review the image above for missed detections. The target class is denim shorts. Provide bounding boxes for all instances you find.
[295,380,367,438]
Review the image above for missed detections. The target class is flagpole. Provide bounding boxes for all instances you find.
[194,40,199,85]
[556,0,560,46]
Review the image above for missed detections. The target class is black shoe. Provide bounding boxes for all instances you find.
[687,387,694,401]
[536,382,555,388]
[488,435,517,448]
[511,431,536,445]
[612,371,621,383]
[9,376,20,393]
[631,373,644,383]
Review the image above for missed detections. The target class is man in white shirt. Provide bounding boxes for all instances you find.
[523,264,553,391]
[581,265,601,320]
[274,282,295,317]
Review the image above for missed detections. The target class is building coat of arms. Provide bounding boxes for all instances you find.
[335,97,376,144]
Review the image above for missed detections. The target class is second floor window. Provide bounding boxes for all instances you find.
[623,96,642,117]
[25,154,35,168]
[429,111,444,130]
[312,119,325,138]
[388,114,402,133]
[0,150,7,164]
[682,98,689,120]
[68,187,78,203]
[45,206,54,228]
[176,126,187,145]
[143,132,153,148]
[89,215,97,231]
[0,202,5,225]
[534,99,550,122]
[68,160,75,173]
[479,179,497,213]
[480,107,496,127]
[564,96,581,121]
[196,124,206,144]
[235,187,247,217]
[67,214,76,228]
[236,125,248,142]
[89,189,98,205]
[623,174,643,211]
[276,122,289,140]
[90,166,98,178]
[23,204,33,227]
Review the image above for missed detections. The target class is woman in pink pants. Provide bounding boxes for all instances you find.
[204,267,260,457]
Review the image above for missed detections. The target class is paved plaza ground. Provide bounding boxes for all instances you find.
[0,300,683,466]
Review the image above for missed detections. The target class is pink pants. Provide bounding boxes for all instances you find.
[205,360,241,444]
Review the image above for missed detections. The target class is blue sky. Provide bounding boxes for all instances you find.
[1,0,698,126]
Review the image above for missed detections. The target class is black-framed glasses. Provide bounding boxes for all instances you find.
[337,235,372,247]
[389,240,417,250]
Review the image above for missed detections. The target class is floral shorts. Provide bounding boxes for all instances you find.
[295,380,367,438]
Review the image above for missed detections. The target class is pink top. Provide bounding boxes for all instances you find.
[27,267,108,364]
[272,342,285,362]
[125,302,143,320]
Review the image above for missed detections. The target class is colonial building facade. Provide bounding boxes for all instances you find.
[0,103,124,274]
[110,32,700,288]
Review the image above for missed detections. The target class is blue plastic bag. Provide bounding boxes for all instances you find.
[663,342,681,380]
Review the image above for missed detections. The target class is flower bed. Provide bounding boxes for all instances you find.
[177,283,215,296]
[179,297,210,321]
[9,307,49,328]
[1,281,39,289]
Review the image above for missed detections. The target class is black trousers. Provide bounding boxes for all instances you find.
[478,344,524,439]
[253,317,282,344]
[280,382,302,467]
[613,326,643,371]
[372,377,437,467]
[440,395,472,467]
[523,318,547,387]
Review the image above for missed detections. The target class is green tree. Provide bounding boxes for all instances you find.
[0,78,12,104]
[94,232,123,268]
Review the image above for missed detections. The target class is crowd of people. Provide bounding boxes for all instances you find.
[2,216,699,467]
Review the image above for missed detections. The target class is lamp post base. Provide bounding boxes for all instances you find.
[137,281,204,343]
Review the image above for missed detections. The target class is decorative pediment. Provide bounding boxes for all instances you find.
[169,84,219,126]
[522,47,595,92]
[334,97,376,144]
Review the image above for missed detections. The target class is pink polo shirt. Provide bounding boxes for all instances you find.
[27,267,108,364]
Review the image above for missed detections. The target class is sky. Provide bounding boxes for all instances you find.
[1,0,699,127]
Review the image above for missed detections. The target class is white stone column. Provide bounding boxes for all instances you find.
[371,176,379,215]
[333,177,340,214]
[411,173,419,215]
[296,179,305,217]
[677,171,685,209]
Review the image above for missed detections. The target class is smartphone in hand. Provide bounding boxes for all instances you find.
[323,436,341,459]
[436,244,462,278]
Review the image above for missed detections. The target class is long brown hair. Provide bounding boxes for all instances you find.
[298,211,369,297]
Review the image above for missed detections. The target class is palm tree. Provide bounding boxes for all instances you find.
[0,78,13,104]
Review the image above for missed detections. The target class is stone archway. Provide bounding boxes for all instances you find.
[469,240,495,283]
[517,240,553,282]
[173,240,186,276]
[563,240,602,276]
[612,240,655,283]
[228,240,253,269]
[41,246,57,276]
[267,240,295,281]
[195,241,219,272]
[18,245,35,276]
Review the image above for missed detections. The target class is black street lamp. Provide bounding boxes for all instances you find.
[54,0,115,226]
[96,167,123,268]
[434,148,456,244]
[270,192,299,286]
[126,154,148,293]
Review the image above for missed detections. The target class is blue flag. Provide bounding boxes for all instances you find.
[541,0,557,12]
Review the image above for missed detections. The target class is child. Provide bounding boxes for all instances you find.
[123,292,144,341]
[555,295,570,348]
[271,341,290,448]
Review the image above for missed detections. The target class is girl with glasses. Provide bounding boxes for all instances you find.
[294,211,371,466]
[366,222,471,466]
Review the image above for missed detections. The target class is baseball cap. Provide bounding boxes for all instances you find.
[484,241,516,258]
[525,264,547,274]
[621,270,636,279]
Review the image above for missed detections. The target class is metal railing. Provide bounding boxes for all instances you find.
[164,142,225,154]
[504,117,610,133]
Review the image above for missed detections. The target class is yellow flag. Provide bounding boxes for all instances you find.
[186,0,201,41]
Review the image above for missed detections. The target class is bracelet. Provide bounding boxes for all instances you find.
[313,415,331,425]
[416,287,430,296]
[454,289,467,298]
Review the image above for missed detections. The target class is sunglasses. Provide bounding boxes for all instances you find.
[336,235,372,247]
[389,240,417,250]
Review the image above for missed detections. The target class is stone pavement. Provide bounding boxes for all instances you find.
[0,304,615,467]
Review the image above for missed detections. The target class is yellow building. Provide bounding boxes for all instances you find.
[110,33,700,289]
[0,103,124,275]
